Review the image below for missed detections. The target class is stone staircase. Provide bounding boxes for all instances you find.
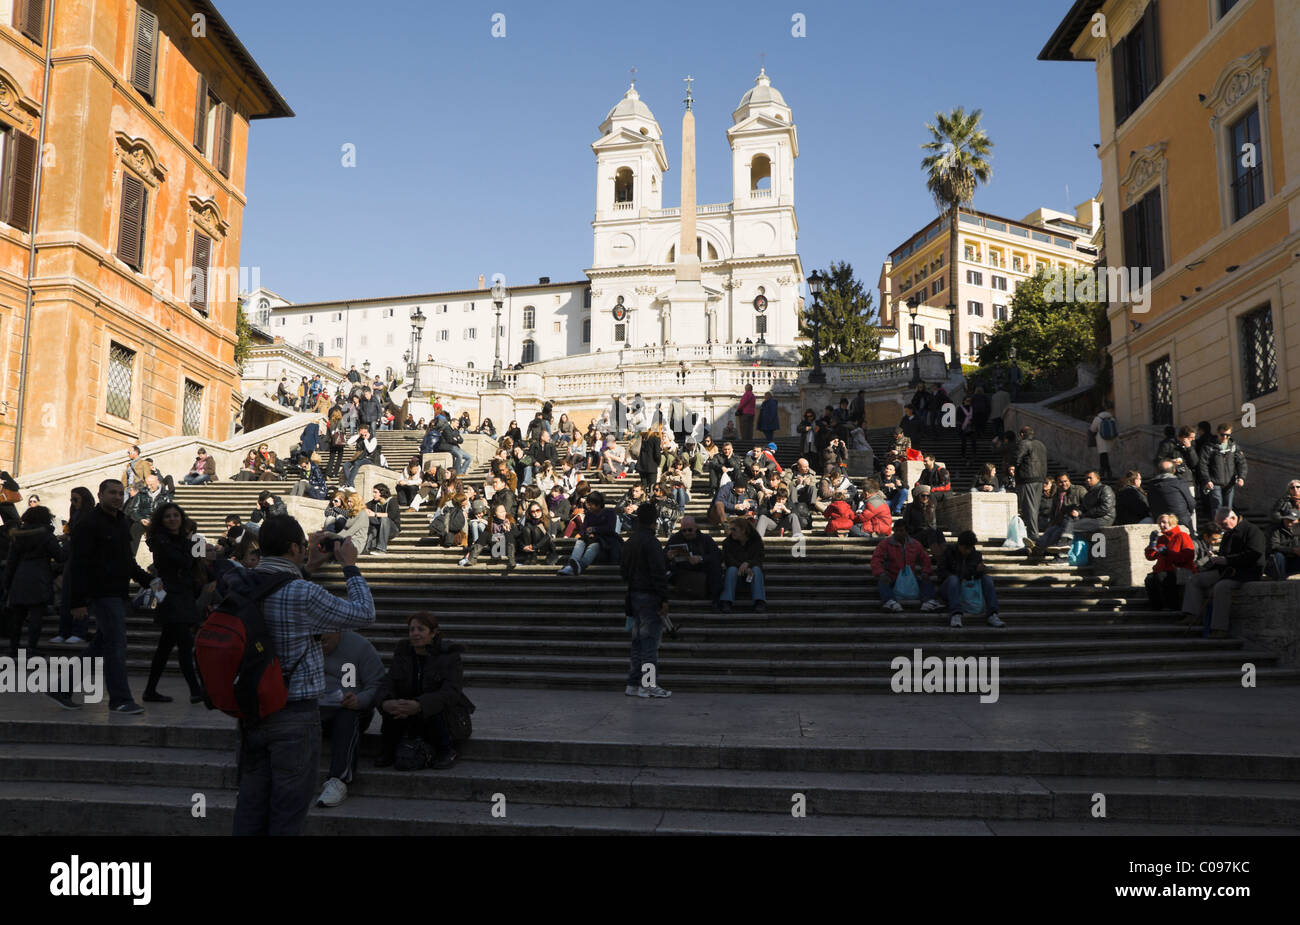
[98,423,1297,693]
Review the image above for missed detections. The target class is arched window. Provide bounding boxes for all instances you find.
[582,317,591,343]
[521,340,537,364]
[522,305,535,329]
[667,238,719,262]
[614,167,634,204]
[750,154,772,190]
[583,288,592,308]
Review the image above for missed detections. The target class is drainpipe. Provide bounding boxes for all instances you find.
[12,0,56,476]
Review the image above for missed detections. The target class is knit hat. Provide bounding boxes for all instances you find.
[1281,506,1300,522]
[767,442,778,452]
[471,498,488,515]
[914,484,931,495]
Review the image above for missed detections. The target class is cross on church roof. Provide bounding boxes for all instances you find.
[683,74,694,110]
[629,65,637,87]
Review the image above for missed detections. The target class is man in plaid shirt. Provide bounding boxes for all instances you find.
[231,515,376,836]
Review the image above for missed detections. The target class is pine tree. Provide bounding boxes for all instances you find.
[798,261,883,366]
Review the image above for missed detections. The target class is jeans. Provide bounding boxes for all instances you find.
[1269,552,1300,580]
[339,459,373,488]
[320,705,373,783]
[1204,484,1237,519]
[58,582,88,639]
[721,566,765,603]
[886,487,909,515]
[369,516,398,552]
[568,539,602,572]
[938,574,999,614]
[761,429,775,442]
[878,575,935,604]
[673,487,689,510]
[82,596,133,708]
[467,520,485,545]
[445,445,471,475]
[182,473,210,485]
[233,700,321,836]
[626,591,665,687]
[326,446,346,478]
[1181,569,1246,632]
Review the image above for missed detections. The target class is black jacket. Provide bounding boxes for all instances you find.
[1155,438,1199,484]
[1197,441,1247,486]
[1267,522,1300,556]
[1216,518,1266,582]
[1146,473,1196,525]
[903,498,938,536]
[530,440,559,469]
[1015,439,1048,482]
[637,435,662,476]
[124,487,170,526]
[1115,486,1150,526]
[145,530,203,624]
[4,526,67,607]
[1079,483,1116,526]
[721,532,765,569]
[936,545,987,583]
[358,396,382,423]
[665,529,720,564]
[621,526,670,599]
[376,637,475,724]
[367,497,402,534]
[67,505,154,607]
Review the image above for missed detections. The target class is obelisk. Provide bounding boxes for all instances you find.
[677,76,701,283]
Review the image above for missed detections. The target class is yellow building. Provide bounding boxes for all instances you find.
[1042,0,1298,457]
[878,202,1101,364]
[0,0,291,476]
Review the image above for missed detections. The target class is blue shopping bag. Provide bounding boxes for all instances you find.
[1067,536,1090,566]
[959,579,984,614]
[893,565,920,601]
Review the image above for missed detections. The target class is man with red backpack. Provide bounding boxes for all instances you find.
[222,515,375,836]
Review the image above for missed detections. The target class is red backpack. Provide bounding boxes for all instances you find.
[195,572,300,720]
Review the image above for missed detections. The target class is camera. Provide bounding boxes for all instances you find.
[316,534,343,556]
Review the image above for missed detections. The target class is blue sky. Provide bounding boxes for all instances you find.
[221,0,1100,306]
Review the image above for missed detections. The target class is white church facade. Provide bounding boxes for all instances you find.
[245,70,806,381]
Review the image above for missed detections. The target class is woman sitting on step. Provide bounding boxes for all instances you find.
[337,491,371,555]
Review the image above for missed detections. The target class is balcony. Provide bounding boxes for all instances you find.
[612,201,634,212]
[750,189,772,200]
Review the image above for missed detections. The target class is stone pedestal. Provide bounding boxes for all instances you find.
[937,491,1017,540]
[422,452,453,472]
[283,496,329,532]
[846,448,875,478]
[1231,581,1300,665]
[1099,525,1160,589]
[902,459,926,488]
[478,392,516,440]
[356,465,398,500]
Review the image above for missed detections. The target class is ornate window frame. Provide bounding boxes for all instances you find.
[1119,141,1171,280]
[1202,47,1272,230]
[1225,278,1287,415]
[0,67,39,134]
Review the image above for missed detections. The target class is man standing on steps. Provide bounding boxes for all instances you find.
[737,384,756,443]
[357,387,382,435]
[66,479,163,714]
[621,503,671,699]
[1014,426,1048,543]
[232,515,375,835]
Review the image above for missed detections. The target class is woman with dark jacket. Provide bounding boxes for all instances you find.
[53,487,96,645]
[504,420,523,446]
[5,506,67,655]
[366,484,402,553]
[1115,470,1152,525]
[143,502,206,703]
[719,517,766,612]
[514,501,558,565]
[375,611,474,769]
[637,429,662,489]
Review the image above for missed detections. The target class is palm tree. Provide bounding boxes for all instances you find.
[921,107,993,371]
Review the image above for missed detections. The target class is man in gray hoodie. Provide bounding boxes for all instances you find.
[316,630,385,808]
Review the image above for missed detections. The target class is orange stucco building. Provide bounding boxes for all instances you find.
[1042,0,1299,457]
[0,0,290,476]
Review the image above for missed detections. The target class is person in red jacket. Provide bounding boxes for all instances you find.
[914,453,951,494]
[1144,512,1195,610]
[822,492,855,535]
[851,478,893,537]
[871,521,934,612]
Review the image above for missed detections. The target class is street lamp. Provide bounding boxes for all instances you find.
[409,306,426,392]
[362,359,370,379]
[806,270,826,385]
[947,302,960,371]
[906,295,922,387]
[489,280,506,388]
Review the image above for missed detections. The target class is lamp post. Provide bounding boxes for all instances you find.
[806,270,826,385]
[907,295,922,387]
[362,359,370,380]
[489,280,506,388]
[947,302,960,371]
[409,306,426,392]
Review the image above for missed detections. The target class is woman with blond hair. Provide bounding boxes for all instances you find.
[337,491,371,555]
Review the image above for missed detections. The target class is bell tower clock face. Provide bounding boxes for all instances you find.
[612,295,627,322]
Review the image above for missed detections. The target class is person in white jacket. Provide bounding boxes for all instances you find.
[1090,404,1118,480]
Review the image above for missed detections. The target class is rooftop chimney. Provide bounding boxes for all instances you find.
[539,276,550,284]
[478,274,486,289]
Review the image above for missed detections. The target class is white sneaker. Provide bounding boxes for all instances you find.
[637,686,672,698]
[49,636,65,645]
[949,613,963,628]
[458,557,471,567]
[317,777,347,807]
[881,599,903,612]
[920,599,944,612]
[987,613,1006,628]
[65,636,85,645]
[624,685,639,697]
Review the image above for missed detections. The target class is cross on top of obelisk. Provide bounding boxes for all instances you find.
[629,65,637,88]
[759,52,766,70]
[683,75,694,110]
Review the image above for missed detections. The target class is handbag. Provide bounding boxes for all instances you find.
[1067,536,1091,566]
[893,565,920,600]
[394,737,433,771]
[959,579,985,615]
[0,488,20,505]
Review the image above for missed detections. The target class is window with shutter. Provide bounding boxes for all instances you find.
[217,104,233,177]
[14,0,45,44]
[1,128,37,232]
[193,75,208,149]
[189,232,211,313]
[131,7,159,102]
[117,173,147,270]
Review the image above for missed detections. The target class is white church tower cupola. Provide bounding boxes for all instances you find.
[728,68,798,210]
[592,83,669,221]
